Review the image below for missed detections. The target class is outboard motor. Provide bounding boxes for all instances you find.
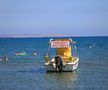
[55,56,63,72]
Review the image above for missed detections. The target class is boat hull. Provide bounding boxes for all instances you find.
[45,58,79,72]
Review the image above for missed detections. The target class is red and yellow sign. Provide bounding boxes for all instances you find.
[51,41,70,48]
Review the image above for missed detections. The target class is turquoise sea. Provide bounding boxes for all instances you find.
[0,37,108,90]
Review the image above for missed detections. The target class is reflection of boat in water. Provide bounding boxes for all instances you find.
[45,71,78,83]
[44,38,79,72]
[15,52,26,56]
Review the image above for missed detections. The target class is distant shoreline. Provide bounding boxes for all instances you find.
[0,35,107,38]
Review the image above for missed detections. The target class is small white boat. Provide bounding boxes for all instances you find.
[15,52,26,56]
[44,38,79,72]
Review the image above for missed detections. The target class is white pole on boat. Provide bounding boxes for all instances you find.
[47,39,52,56]
[72,41,78,58]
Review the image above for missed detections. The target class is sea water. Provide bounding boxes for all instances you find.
[0,37,108,90]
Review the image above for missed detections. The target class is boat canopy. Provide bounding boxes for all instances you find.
[49,38,75,62]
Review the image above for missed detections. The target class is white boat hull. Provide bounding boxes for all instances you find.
[45,58,79,72]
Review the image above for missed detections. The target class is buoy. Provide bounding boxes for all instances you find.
[89,46,92,48]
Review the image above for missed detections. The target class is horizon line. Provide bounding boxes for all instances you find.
[0,34,107,38]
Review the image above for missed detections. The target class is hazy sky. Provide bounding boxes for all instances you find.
[0,0,108,36]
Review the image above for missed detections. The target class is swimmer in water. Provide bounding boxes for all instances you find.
[33,52,37,56]
[4,56,8,61]
[0,58,2,61]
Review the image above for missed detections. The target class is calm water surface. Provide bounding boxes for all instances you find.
[0,37,108,90]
